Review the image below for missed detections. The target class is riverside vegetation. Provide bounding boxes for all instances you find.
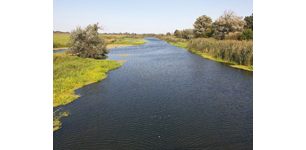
[156,11,253,71]
[157,36,253,71]
[53,51,122,131]
[53,23,147,131]
[53,33,147,50]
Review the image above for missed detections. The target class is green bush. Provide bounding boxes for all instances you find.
[69,23,109,58]
[240,29,253,41]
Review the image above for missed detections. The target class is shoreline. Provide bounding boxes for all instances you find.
[167,41,253,72]
[53,44,134,50]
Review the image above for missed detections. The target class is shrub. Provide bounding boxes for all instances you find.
[68,23,109,58]
[240,29,253,41]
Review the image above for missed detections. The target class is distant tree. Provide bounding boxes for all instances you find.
[213,10,246,39]
[174,29,182,38]
[181,29,194,39]
[68,23,109,58]
[166,32,171,36]
[244,13,253,31]
[193,15,213,38]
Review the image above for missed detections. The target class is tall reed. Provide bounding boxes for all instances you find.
[187,38,253,66]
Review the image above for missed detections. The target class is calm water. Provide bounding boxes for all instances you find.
[53,37,253,149]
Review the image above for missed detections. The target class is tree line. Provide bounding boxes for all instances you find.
[173,10,253,40]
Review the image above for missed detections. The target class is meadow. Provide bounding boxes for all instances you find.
[53,33,147,50]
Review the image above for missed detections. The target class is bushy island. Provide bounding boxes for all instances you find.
[156,11,253,71]
[53,23,127,132]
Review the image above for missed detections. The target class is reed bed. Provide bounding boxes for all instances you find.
[187,38,253,66]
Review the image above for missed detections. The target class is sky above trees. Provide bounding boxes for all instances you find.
[53,0,253,34]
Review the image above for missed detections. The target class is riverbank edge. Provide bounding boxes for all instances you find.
[167,41,253,72]
[53,39,147,50]
[53,44,134,50]
[53,53,122,131]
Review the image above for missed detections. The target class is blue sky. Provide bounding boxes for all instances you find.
[53,0,253,34]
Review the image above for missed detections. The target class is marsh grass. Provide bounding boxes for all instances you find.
[188,38,253,68]
[157,36,253,71]
[53,108,69,132]
[53,52,121,107]
[53,33,146,49]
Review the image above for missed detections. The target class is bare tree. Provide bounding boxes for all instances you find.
[214,10,246,38]
[193,15,212,38]
[68,23,109,58]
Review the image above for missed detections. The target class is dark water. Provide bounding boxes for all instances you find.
[53,37,253,150]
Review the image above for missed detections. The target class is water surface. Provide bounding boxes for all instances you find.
[54,37,253,149]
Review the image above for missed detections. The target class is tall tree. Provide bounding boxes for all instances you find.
[68,23,109,58]
[174,29,182,38]
[214,10,246,38]
[193,15,212,38]
[244,13,253,31]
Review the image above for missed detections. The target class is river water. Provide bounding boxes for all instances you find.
[53,37,253,149]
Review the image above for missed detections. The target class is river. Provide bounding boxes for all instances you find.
[53,37,253,149]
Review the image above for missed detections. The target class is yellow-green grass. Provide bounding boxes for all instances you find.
[53,52,122,107]
[190,50,253,71]
[108,38,146,45]
[53,33,146,49]
[158,36,253,72]
[53,33,70,48]
[169,42,188,49]
[53,108,69,132]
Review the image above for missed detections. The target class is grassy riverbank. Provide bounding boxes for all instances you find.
[53,52,122,131]
[157,36,253,71]
[53,33,146,50]
[53,52,122,107]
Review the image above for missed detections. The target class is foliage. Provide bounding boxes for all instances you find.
[68,23,109,58]
[181,29,194,39]
[244,13,253,30]
[193,15,213,38]
[187,38,253,66]
[166,32,171,36]
[53,108,69,132]
[214,10,246,38]
[174,29,182,38]
[225,32,241,40]
[53,52,121,107]
[240,29,253,40]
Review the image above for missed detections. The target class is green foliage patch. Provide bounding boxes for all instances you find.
[53,52,121,107]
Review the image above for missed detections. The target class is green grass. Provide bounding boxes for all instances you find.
[169,42,188,48]
[53,33,146,49]
[157,35,253,72]
[108,38,147,45]
[53,52,122,107]
[53,108,69,132]
[53,33,70,48]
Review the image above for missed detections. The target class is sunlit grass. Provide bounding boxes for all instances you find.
[169,42,188,48]
[53,33,146,49]
[53,52,122,107]
[53,33,70,48]
[53,108,69,132]
[157,35,253,71]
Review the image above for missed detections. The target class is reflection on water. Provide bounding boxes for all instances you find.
[54,37,253,149]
